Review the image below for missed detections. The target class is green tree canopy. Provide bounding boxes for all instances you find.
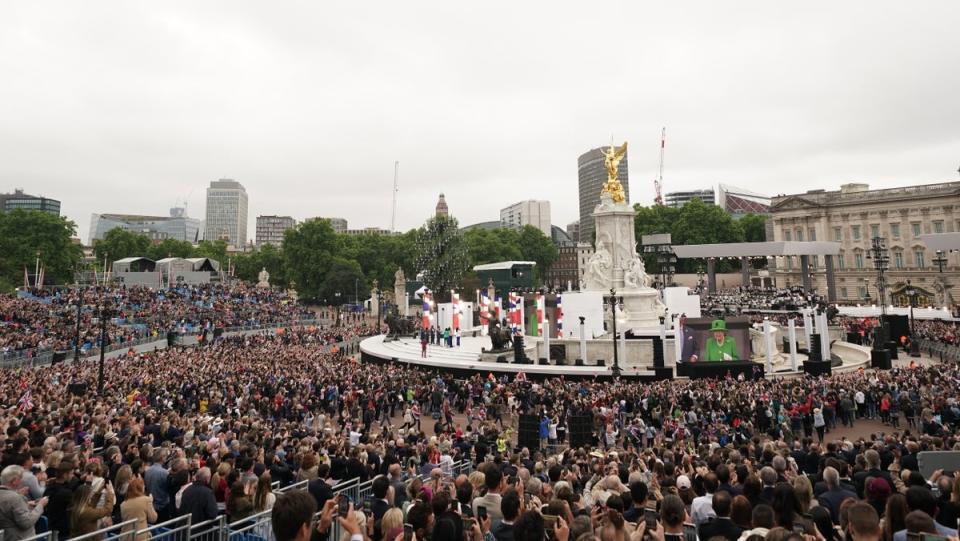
[0,210,83,287]
[282,218,340,302]
[146,238,195,261]
[93,228,152,264]
[192,240,228,263]
[415,215,468,302]
[321,257,366,305]
[517,225,557,285]
[737,213,768,243]
[232,243,287,287]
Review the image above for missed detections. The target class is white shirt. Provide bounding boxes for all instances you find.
[691,493,716,526]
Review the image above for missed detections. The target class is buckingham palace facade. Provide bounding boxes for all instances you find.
[769,182,959,310]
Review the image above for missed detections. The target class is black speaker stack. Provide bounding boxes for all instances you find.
[652,337,664,368]
[517,415,541,451]
[568,415,593,448]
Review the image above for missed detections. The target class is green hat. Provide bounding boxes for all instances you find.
[710,319,728,332]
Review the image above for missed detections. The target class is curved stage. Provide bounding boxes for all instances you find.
[360,335,667,380]
[360,334,874,381]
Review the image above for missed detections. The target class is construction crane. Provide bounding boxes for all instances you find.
[654,127,665,205]
[390,161,399,233]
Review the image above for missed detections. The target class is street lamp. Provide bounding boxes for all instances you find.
[605,288,624,378]
[933,250,948,273]
[906,280,921,357]
[96,303,114,395]
[335,291,342,326]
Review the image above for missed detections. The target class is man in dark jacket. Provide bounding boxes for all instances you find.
[42,462,77,539]
[308,464,335,510]
[698,491,743,541]
[819,466,857,524]
[491,489,520,541]
[178,468,218,524]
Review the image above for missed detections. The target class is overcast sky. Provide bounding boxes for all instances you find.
[2,1,959,243]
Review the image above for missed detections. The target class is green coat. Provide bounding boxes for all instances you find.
[705,336,738,361]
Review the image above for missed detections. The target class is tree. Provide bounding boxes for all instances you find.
[633,199,745,273]
[464,228,523,267]
[321,257,366,305]
[146,238,195,261]
[415,215,468,302]
[282,218,340,302]
[0,210,83,287]
[93,228,151,264]
[738,214,768,243]
[517,225,558,285]
[232,243,287,287]
[192,240,228,263]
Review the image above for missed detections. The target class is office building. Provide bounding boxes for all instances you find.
[665,189,716,208]
[546,242,594,291]
[89,208,202,245]
[770,181,959,307]
[0,189,61,215]
[566,220,580,243]
[205,179,248,247]
[578,146,628,244]
[499,200,551,236]
[256,215,296,247]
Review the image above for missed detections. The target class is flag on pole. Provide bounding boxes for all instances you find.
[421,290,432,330]
[37,266,44,289]
[536,293,545,337]
[479,292,489,335]
[451,290,460,330]
[556,295,564,339]
[23,266,29,289]
[494,296,502,324]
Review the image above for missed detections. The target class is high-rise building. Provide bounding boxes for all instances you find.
[256,215,296,247]
[204,179,248,247]
[578,146,628,244]
[436,193,449,217]
[318,217,348,233]
[665,189,716,208]
[770,181,959,307]
[499,200,551,236]
[566,220,580,243]
[89,207,202,245]
[0,189,61,215]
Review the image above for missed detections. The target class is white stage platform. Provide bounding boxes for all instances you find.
[360,335,663,379]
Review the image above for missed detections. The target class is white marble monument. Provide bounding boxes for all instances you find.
[580,142,667,332]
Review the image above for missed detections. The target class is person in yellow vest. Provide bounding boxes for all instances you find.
[496,433,508,455]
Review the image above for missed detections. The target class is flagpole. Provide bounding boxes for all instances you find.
[34,252,40,288]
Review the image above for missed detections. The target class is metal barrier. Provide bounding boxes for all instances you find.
[69,519,138,541]
[919,339,960,363]
[228,509,273,541]
[136,514,192,541]
[20,530,55,541]
[188,516,227,541]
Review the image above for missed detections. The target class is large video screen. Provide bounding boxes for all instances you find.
[677,316,753,363]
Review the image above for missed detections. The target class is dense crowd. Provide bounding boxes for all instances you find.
[0,320,957,541]
[702,288,821,316]
[838,317,960,347]
[0,284,312,359]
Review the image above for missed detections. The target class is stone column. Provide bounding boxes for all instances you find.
[741,257,751,288]
[800,255,812,292]
[824,254,837,302]
[707,258,717,293]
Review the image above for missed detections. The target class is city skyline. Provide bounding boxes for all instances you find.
[2,2,959,243]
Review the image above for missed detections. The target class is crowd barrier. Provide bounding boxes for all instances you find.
[53,459,474,541]
[918,338,960,363]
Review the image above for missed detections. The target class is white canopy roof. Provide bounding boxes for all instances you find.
[672,241,841,258]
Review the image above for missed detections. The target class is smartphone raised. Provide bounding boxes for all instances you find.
[403,523,414,541]
[477,506,487,522]
[644,508,658,530]
[337,494,351,517]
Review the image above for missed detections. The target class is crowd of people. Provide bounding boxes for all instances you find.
[702,288,822,316]
[0,283,312,359]
[838,317,960,348]
[0,315,956,541]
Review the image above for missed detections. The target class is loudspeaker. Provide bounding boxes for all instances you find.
[568,415,593,448]
[497,355,508,363]
[549,344,566,363]
[167,331,178,347]
[808,334,823,362]
[513,335,526,363]
[575,358,584,366]
[652,337,664,368]
[886,341,899,360]
[596,359,606,367]
[538,357,549,365]
[51,351,67,365]
[871,349,892,370]
[68,383,88,396]
[803,360,832,377]
[517,415,541,451]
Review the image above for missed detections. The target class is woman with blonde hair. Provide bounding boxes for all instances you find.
[70,481,116,540]
[381,508,404,541]
[120,477,157,541]
[792,475,816,513]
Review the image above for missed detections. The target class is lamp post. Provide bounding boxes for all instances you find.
[906,280,920,357]
[605,288,624,378]
[335,291,342,326]
[696,266,705,295]
[933,250,948,273]
[73,286,84,363]
[96,303,113,395]
[376,287,382,333]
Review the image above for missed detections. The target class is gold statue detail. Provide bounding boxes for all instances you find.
[600,141,628,204]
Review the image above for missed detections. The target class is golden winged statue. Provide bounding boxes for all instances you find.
[600,141,628,204]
